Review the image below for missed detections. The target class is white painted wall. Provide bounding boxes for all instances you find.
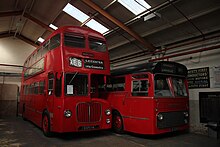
[0,37,35,86]
[171,48,220,134]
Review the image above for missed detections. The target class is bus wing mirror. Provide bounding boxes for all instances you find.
[56,72,62,79]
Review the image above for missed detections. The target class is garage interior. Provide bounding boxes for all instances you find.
[0,0,220,146]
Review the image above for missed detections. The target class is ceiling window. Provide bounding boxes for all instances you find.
[63,3,109,34]
[118,0,151,15]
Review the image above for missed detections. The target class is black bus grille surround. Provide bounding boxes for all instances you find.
[76,102,102,123]
[157,111,188,129]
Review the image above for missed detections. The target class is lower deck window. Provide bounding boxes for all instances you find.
[65,73,88,96]
[132,80,148,96]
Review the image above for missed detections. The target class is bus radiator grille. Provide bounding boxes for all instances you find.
[77,102,102,123]
[157,111,188,129]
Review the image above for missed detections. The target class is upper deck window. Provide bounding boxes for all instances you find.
[89,38,106,52]
[49,34,60,50]
[64,33,85,48]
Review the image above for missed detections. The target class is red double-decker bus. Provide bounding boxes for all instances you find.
[19,26,111,137]
[102,61,189,135]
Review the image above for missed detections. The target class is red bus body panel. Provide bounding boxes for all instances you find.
[104,70,189,135]
[19,26,111,133]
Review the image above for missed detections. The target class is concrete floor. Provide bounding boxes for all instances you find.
[0,117,220,147]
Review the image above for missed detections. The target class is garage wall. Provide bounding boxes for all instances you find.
[172,48,220,134]
[0,37,35,86]
[0,84,19,117]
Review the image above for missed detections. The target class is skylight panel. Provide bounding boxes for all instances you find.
[86,19,109,34]
[49,24,58,30]
[63,3,89,22]
[37,37,44,43]
[118,0,151,15]
[63,3,109,34]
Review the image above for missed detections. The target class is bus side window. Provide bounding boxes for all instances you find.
[49,34,60,50]
[132,80,148,96]
[48,73,54,95]
[39,81,45,95]
[112,77,125,91]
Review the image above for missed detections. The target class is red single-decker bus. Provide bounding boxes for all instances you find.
[103,61,189,135]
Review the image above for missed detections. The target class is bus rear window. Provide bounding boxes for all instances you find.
[89,38,106,52]
[64,33,85,48]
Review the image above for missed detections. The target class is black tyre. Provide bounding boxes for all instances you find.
[22,104,27,121]
[42,112,53,137]
[112,111,124,134]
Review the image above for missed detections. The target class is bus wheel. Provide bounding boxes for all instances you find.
[22,104,27,121]
[42,113,53,137]
[112,111,124,134]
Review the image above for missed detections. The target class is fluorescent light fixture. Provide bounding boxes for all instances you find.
[144,12,161,21]
[37,37,45,43]
[49,24,58,30]
[118,0,151,15]
[63,3,109,34]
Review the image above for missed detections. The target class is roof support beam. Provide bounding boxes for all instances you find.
[0,32,13,38]
[0,10,22,17]
[24,13,54,32]
[81,0,155,51]
[17,34,39,47]
[0,31,38,47]
[0,11,54,32]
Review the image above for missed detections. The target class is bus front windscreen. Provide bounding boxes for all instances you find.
[154,75,187,97]
[65,73,88,96]
[154,75,172,97]
[172,77,187,97]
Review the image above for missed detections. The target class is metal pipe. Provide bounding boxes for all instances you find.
[112,44,220,68]
[81,0,117,27]
[13,2,28,38]
[108,5,220,51]
[110,30,220,64]
[104,0,179,36]
[149,44,220,62]
[168,0,205,39]
[0,63,23,68]
[19,0,35,35]
[81,0,155,51]
[9,0,19,34]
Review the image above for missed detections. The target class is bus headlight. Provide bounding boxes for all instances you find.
[157,113,163,121]
[105,109,111,116]
[106,119,111,124]
[183,112,189,117]
[64,110,72,118]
